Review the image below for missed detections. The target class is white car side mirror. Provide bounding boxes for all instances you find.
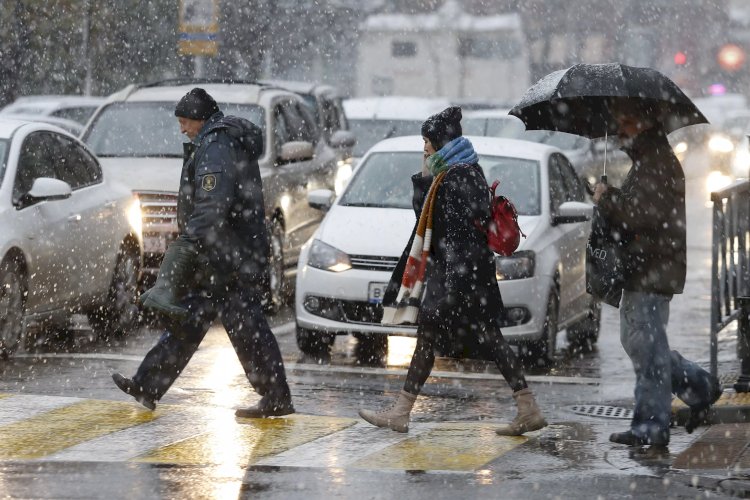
[329,130,357,149]
[308,189,335,211]
[27,177,72,201]
[279,141,314,162]
[553,201,592,225]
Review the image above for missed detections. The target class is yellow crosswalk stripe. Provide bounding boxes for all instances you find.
[137,413,357,465]
[352,423,527,471]
[0,399,159,459]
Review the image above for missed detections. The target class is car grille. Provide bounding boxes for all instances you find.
[349,255,399,272]
[304,295,385,325]
[137,191,178,233]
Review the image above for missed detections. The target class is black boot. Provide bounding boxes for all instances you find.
[685,380,723,433]
[140,239,198,319]
[112,373,157,411]
[235,393,295,418]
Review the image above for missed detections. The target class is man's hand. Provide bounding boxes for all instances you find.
[593,182,608,204]
[422,154,431,177]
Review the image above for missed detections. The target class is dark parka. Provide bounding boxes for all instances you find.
[383,163,504,344]
[597,126,686,295]
[177,111,268,287]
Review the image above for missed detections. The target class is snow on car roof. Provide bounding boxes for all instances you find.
[0,117,73,138]
[367,135,556,161]
[344,96,451,120]
[1,95,106,115]
[125,83,265,104]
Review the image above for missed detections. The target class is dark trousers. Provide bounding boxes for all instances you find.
[404,317,528,395]
[133,285,290,402]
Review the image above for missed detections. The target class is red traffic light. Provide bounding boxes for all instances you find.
[674,51,687,65]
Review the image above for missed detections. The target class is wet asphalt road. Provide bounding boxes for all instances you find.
[0,149,738,499]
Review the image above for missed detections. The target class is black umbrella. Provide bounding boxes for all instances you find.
[509,63,708,139]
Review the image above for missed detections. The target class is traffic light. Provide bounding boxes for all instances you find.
[674,51,687,66]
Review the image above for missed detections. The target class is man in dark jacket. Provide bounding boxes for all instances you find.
[112,88,294,418]
[594,109,720,447]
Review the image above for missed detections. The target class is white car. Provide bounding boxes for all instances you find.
[295,136,599,363]
[0,95,106,125]
[0,118,143,356]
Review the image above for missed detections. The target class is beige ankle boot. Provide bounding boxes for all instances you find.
[495,387,548,436]
[359,390,417,433]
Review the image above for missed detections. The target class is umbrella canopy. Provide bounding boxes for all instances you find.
[509,63,708,139]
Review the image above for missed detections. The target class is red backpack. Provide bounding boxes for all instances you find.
[485,180,525,256]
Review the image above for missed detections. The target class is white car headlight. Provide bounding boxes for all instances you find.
[708,134,734,153]
[308,239,352,272]
[126,197,142,237]
[495,251,535,281]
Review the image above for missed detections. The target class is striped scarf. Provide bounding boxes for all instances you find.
[381,171,448,325]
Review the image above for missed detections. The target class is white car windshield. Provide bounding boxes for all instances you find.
[340,151,541,215]
[84,102,265,158]
[349,119,424,157]
[464,117,589,151]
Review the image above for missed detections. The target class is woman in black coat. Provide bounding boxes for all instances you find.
[359,107,547,435]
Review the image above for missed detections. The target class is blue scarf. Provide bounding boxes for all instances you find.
[426,137,478,175]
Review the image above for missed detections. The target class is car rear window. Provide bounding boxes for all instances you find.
[340,151,541,215]
[83,101,265,158]
[348,119,423,157]
[464,117,589,151]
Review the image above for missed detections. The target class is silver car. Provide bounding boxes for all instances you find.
[0,118,143,356]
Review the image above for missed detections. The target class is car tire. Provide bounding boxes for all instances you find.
[88,246,140,340]
[263,219,287,315]
[354,333,388,366]
[0,257,27,358]
[567,300,601,354]
[520,289,558,367]
[296,326,334,362]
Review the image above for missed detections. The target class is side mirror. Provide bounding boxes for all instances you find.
[553,201,592,225]
[308,189,335,211]
[329,130,357,149]
[279,141,314,162]
[28,177,72,201]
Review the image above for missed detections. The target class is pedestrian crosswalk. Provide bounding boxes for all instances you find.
[0,393,534,472]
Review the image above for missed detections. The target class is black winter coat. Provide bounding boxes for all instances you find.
[177,112,269,286]
[383,164,505,338]
[597,127,686,295]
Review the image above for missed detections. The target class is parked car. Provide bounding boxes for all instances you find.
[260,79,357,194]
[0,118,143,356]
[295,135,598,364]
[1,95,106,125]
[0,114,84,136]
[462,109,632,188]
[81,79,340,310]
[343,96,450,164]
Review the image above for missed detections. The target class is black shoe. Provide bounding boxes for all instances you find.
[112,373,156,411]
[685,382,723,434]
[235,396,295,418]
[609,430,662,447]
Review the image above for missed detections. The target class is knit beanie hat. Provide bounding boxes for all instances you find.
[174,88,220,121]
[421,106,463,150]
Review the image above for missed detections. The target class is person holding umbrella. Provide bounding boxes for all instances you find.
[511,63,722,448]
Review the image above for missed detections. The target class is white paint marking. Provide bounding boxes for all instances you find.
[0,393,83,425]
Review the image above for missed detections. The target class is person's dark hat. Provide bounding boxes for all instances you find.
[421,106,463,150]
[174,87,220,121]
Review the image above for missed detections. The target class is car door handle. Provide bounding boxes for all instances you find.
[68,214,82,222]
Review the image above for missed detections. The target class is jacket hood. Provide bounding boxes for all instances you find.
[206,114,264,160]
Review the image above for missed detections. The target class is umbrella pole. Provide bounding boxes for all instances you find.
[602,130,608,184]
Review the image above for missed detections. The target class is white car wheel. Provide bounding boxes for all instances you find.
[521,289,558,366]
[0,258,27,357]
[567,299,601,353]
[88,246,140,339]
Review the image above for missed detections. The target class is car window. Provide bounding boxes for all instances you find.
[556,154,584,202]
[462,118,487,136]
[273,105,291,152]
[348,119,424,157]
[279,101,316,144]
[295,101,319,143]
[51,106,98,124]
[14,132,57,202]
[0,139,9,186]
[84,101,266,158]
[54,135,102,189]
[548,155,566,214]
[341,151,541,215]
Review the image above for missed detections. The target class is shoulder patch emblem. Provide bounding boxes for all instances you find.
[202,174,217,191]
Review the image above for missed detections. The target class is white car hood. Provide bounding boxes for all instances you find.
[99,158,182,193]
[318,208,543,257]
[318,206,416,258]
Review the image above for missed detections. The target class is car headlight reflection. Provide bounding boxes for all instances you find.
[308,239,352,272]
[708,134,735,153]
[495,251,535,280]
[126,197,142,237]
